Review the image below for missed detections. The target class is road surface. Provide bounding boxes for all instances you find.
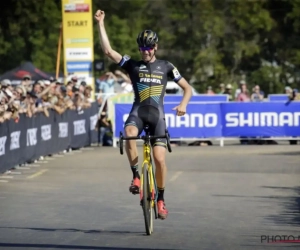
[0,144,299,249]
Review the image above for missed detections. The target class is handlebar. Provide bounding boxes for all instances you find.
[119,130,172,155]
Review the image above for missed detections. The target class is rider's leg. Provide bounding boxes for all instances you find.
[152,145,167,196]
[125,125,139,167]
[125,124,141,194]
[152,144,168,219]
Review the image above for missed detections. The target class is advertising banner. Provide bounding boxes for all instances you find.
[113,102,300,139]
[62,0,94,97]
[0,103,98,173]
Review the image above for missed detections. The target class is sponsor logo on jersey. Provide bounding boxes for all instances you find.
[153,70,164,74]
[144,74,163,79]
[172,68,181,79]
[140,78,161,84]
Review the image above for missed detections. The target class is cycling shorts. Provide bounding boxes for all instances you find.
[124,105,167,148]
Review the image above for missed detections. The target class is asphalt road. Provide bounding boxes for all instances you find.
[0,144,299,250]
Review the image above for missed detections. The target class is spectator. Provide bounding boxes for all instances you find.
[96,111,111,146]
[1,79,13,92]
[84,85,93,103]
[114,70,132,93]
[289,89,300,101]
[251,85,264,102]
[235,80,246,99]
[285,86,292,95]
[218,83,225,94]
[0,75,93,124]
[97,72,118,95]
[224,84,233,101]
[236,83,250,102]
[206,86,215,95]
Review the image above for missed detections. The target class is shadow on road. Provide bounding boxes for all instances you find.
[261,151,300,156]
[261,185,300,227]
[0,226,143,235]
[0,243,178,250]
[213,186,300,227]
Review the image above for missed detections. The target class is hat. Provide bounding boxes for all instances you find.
[71,76,78,82]
[34,80,44,86]
[220,83,225,88]
[60,86,67,92]
[72,86,79,92]
[49,77,56,83]
[27,91,38,98]
[226,84,232,89]
[285,86,292,91]
[23,75,31,80]
[16,85,27,97]
[80,81,87,86]
[1,79,11,86]
[43,80,51,86]
[239,80,246,85]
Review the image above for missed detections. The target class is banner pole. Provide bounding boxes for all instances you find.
[56,23,62,79]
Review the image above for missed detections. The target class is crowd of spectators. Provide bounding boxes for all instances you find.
[0,75,94,124]
[205,80,300,102]
[1,71,299,147]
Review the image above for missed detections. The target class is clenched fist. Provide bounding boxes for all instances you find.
[94,10,105,23]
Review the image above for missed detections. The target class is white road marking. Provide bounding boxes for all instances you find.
[0,176,14,179]
[169,171,183,182]
[27,169,48,179]
[10,172,22,175]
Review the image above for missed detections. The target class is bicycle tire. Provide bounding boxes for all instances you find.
[142,163,153,235]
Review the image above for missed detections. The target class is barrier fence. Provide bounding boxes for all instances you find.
[113,102,300,147]
[0,102,99,173]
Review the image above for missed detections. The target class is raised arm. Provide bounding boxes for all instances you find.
[94,10,122,64]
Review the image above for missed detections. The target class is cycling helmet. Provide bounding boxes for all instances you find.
[136,30,158,47]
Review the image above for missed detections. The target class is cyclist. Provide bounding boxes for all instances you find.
[95,10,192,220]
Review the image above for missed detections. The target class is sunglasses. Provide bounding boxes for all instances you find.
[139,47,154,51]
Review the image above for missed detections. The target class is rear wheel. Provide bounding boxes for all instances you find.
[142,163,153,235]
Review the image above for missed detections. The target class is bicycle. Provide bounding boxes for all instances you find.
[119,125,172,235]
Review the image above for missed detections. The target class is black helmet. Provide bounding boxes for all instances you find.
[136,30,158,47]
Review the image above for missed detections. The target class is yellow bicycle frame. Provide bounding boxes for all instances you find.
[140,142,156,208]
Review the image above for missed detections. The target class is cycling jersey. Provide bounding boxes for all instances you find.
[118,55,182,147]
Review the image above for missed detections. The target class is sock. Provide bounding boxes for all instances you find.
[131,165,140,179]
[157,187,165,201]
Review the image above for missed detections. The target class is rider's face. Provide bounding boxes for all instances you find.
[139,44,157,62]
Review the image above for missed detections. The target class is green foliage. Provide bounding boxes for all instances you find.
[0,0,300,93]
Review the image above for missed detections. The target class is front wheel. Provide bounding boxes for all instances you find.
[142,163,153,235]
